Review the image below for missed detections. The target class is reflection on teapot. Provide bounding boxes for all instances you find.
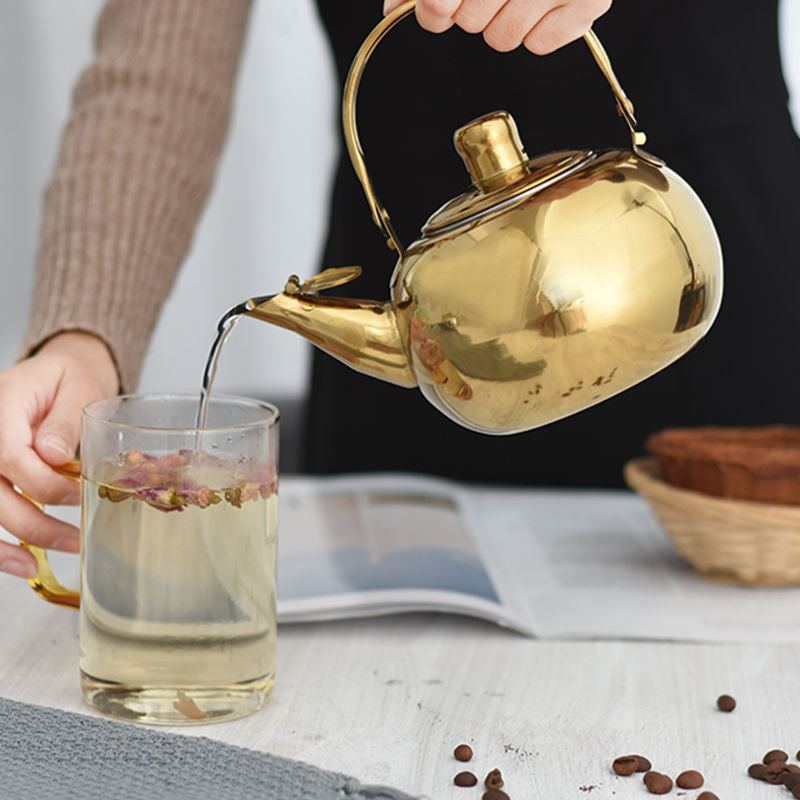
[244,1,722,435]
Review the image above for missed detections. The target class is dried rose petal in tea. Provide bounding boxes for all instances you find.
[95,449,277,512]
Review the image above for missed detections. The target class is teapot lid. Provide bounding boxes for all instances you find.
[422,111,595,236]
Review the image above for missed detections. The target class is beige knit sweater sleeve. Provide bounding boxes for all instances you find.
[21,0,252,392]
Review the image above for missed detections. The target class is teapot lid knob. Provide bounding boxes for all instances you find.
[454,111,530,193]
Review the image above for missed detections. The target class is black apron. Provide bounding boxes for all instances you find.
[304,0,800,487]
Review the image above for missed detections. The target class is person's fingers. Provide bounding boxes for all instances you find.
[0,332,113,580]
[417,0,462,33]
[0,540,38,579]
[33,375,85,471]
[0,477,79,552]
[387,0,612,54]
[387,0,463,33]
[522,0,611,54]
[479,0,547,52]
[0,444,80,507]
[1,333,116,507]
[0,365,78,506]
[452,0,505,34]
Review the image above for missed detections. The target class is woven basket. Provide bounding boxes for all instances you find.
[624,457,800,586]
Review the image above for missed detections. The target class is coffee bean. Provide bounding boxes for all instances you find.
[635,755,652,772]
[797,750,800,761]
[716,694,736,711]
[643,772,673,794]
[784,773,800,791]
[454,771,477,787]
[697,793,719,800]
[676,769,704,789]
[764,749,789,764]
[748,763,767,780]
[613,756,640,776]
[481,790,509,800]
[453,744,473,762]
[764,761,790,785]
[484,768,503,789]
[793,785,800,800]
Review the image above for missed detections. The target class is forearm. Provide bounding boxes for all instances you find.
[21,0,253,392]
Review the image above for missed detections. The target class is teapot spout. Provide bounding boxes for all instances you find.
[244,286,417,388]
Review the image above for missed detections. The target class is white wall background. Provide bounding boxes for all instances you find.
[1,1,799,403]
[0,0,337,401]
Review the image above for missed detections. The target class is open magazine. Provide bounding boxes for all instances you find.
[277,474,528,633]
[5,472,800,643]
[277,473,800,644]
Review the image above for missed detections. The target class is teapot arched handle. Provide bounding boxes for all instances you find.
[342,0,647,256]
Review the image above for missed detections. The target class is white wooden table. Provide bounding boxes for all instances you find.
[2,564,799,799]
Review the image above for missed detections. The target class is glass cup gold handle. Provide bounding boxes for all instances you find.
[342,0,647,256]
[20,459,82,610]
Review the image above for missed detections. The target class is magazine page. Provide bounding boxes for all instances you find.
[470,487,800,644]
[276,474,534,635]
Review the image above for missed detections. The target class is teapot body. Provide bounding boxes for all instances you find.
[245,9,724,437]
[392,149,722,434]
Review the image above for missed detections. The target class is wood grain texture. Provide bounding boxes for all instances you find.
[2,569,799,799]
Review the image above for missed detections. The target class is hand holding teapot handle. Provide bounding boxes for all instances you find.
[384,0,613,55]
[351,0,640,255]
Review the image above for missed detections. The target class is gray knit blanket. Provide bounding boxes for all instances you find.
[0,697,419,800]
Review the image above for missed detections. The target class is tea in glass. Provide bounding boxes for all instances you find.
[77,394,279,724]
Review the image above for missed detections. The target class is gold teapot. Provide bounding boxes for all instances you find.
[244,0,722,435]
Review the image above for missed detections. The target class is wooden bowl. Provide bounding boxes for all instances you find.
[624,457,800,586]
